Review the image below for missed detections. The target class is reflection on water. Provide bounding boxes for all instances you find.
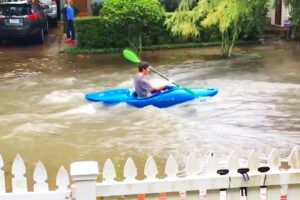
[0,42,300,185]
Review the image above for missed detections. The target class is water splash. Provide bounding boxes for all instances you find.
[39,90,83,105]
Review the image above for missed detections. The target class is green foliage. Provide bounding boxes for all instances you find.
[100,0,165,53]
[74,7,260,50]
[286,0,300,27]
[166,0,269,57]
[159,0,181,12]
[75,17,123,48]
[91,2,104,16]
[74,16,172,49]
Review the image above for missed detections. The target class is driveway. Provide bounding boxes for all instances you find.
[0,22,65,56]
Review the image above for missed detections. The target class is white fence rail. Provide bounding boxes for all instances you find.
[1,147,300,200]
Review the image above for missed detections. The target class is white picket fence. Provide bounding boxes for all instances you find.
[1,147,300,200]
[0,154,71,200]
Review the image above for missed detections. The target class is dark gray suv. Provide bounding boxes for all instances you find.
[0,0,49,44]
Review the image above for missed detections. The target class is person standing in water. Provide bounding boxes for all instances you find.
[65,0,76,44]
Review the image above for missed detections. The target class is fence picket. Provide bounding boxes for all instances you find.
[201,152,218,200]
[33,161,48,192]
[247,150,259,171]
[185,153,198,177]
[103,159,116,183]
[165,155,178,179]
[227,152,240,172]
[288,147,300,169]
[11,154,27,193]
[124,157,137,181]
[267,185,281,200]
[206,152,218,174]
[56,166,69,192]
[247,186,261,200]
[0,154,4,193]
[226,152,241,199]
[247,151,262,200]
[268,149,280,170]
[226,188,241,200]
[144,156,157,180]
[206,189,221,200]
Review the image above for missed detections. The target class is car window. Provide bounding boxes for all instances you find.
[0,4,32,16]
[31,5,38,12]
[39,0,51,5]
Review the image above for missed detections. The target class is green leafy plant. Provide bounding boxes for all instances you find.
[159,0,181,12]
[100,0,165,53]
[166,0,269,57]
[286,0,300,31]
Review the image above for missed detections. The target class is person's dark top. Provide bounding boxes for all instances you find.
[134,75,152,98]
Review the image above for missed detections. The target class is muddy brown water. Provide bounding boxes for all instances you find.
[0,40,299,189]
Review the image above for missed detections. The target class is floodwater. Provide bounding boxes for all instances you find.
[0,40,300,187]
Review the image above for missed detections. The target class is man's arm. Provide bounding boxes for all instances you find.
[151,84,168,91]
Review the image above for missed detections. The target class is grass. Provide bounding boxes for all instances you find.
[63,40,261,54]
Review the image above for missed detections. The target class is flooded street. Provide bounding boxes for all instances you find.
[0,40,300,185]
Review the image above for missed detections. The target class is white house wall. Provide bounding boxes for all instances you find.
[270,0,290,26]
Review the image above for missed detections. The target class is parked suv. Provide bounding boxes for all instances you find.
[0,0,48,44]
[40,0,57,27]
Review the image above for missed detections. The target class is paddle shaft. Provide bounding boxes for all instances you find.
[149,67,180,87]
[149,67,199,98]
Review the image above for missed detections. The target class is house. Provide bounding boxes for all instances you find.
[270,0,290,27]
[57,0,103,17]
[58,0,91,16]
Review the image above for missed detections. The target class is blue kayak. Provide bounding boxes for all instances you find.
[85,86,218,108]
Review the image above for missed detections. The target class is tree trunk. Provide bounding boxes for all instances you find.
[222,31,230,57]
[228,22,239,57]
[138,35,142,55]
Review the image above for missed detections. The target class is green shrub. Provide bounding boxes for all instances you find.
[100,0,165,52]
[74,11,260,49]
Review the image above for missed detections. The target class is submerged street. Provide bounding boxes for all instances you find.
[0,39,300,182]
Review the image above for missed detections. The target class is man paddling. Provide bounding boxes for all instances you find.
[134,62,170,98]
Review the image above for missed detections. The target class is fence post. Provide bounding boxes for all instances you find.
[70,161,99,200]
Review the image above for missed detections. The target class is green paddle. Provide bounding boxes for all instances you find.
[122,48,198,98]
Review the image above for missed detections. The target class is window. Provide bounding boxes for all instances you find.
[0,4,32,16]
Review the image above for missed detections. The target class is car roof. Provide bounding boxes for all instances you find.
[0,0,36,5]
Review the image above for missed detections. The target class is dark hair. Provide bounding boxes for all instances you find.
[138,61,150,72]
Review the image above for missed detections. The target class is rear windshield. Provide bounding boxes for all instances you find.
[0,4,32,16]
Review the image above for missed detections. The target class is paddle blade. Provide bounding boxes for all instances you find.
[123,49,141,64]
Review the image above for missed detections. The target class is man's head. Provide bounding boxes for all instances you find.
[138,61,151,74]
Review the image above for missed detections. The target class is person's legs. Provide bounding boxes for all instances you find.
[70,20,75,40]
[66,20,71,39]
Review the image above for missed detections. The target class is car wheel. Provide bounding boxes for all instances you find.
[44,21,49,35]
[36,28,45,44]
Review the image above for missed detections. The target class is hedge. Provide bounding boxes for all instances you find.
[74,14,260,50]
